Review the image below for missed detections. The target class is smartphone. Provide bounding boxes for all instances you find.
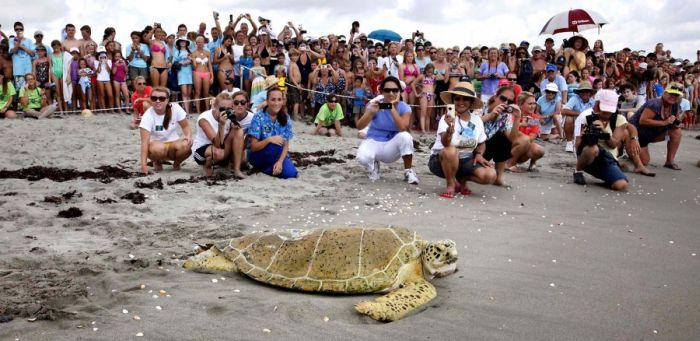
[379,102,392,110]
[230,15,233,22]
[446,104,455,118]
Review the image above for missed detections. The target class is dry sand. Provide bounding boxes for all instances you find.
[0,115,699,340]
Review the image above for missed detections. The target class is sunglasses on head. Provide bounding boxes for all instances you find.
[499,95,514,104]
[382,87,400,93]
[150,95,168,102]
[233,100,247,106]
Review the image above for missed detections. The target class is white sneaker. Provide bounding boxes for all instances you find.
[565,141,574,153]
[404,168,419,185]
[368,161,380,181]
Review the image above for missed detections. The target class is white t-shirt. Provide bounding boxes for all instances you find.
[93,59,112,82]
[431,113,487,158]
[232,44,244,63]
[139,103,187,142]
[192,109,255,152]
[378,55,403,78]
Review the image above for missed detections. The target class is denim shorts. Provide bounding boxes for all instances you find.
[581,147,628,186]
[428,153,481,179]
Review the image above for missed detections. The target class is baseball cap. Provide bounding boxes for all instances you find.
[597,89,618,112]
[546,64,557,72]
[34,30,44,37]
[69,47,79,53]
[520,40,529,47]
[498,79,510,87]
[545,83,559,93]
[531,45,543,53]
[638,62,648,69]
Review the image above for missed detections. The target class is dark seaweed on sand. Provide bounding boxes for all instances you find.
[289,149,346,168]
[44,190,82,204]
[0,166,133,183]
[121,191,146,204]
[167,173,241,187]
[57,207,83,218]
[135,178,164,190]
[95,198,117,204]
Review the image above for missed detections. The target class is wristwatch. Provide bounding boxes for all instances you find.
[631,136,639,141]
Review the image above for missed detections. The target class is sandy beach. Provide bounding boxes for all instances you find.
[0,114,699,340]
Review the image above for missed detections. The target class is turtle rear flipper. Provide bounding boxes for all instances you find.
[354,278,437,322]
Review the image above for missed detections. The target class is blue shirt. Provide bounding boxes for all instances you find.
[352,88,367,106]
[366,101,411,142]
[539,75,568,102]
[8,38,35,76]
[126,43,150,68]
[563,94,594,113]
[248,110,294,146]
[206,36,223,57]
[537,95,559,117]
[479,62,509,96]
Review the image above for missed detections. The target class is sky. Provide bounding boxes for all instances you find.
[2,0,699,60]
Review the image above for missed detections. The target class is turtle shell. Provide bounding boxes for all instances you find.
[223,226,423,293]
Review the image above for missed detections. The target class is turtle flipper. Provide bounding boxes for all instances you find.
[355,279,437,322]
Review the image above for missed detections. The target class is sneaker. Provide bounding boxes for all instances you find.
[565,141,575,153]
[573,171,586,185]
[404,168,419,185]
[368,161,380,181]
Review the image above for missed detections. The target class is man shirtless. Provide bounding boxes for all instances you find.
[287,49,302,119]
[62,24,81,52]
[79,25,97,55]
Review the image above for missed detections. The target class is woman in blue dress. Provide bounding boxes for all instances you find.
[247,87,298,179]
[172,36,193,113]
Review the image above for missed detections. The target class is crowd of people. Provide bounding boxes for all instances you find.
[1,15,699,194]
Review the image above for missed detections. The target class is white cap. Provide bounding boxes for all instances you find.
[545,83,559,93]
[96,46,107,54]
[597,89,619,113]
[638,62,648,69]
[69,47,80,53]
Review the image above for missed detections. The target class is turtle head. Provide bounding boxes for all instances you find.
[183,246,236,273]
[421,240,458,279]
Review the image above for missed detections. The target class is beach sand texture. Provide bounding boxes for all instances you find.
[0,115,699,340]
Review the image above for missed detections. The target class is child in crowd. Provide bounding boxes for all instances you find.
[78,58,93,110]
[68,48,81,109]
[350,76,369,127]
[49,40,65,112]
[275,66,287,95]
[111,51,129,114]
[414,63,436,134]
[249,56,267,100]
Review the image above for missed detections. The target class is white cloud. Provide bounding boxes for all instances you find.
[1,0,698,59]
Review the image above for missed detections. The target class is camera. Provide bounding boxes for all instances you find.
[489,73,497,79]
[505,106,514,114]
[562,38,570,48]
[299,25,307,35]
[224,108,238,122]
[581,114,611,146]
[379,102,393,110]
[673,118,681,127]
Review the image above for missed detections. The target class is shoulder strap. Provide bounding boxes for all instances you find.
[609,112,619,132]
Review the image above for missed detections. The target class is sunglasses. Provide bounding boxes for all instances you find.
[429,51,437,54]
[218,107,233,112]
[507,78,517,81]
[233,100,247,106]
[416,48,424,51]
[499,95,514,104]
[15,28,23,32]
[136,82,145,85]
[328,99,337,103]
[382,88,400,93]
[150,95,168,102]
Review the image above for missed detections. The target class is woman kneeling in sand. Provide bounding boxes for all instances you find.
[429,82,496,198]
[191,92,252,178]
[139,87,193,174]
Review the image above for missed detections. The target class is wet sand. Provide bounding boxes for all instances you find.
[0,115,698,340]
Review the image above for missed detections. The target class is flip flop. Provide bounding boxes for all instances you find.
[663,163,682,171]
[439,190,455,199]
[460,188,473,196]
[635,170,656,177]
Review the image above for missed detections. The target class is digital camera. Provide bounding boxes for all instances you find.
[581,114,611,146]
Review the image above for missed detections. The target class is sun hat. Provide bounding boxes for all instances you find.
[264,75,279,89]
[175,36,189,45]
[546,64,557,72]
[568,35,589,50]
[439,81,483,109]
[596,89,618,112]
[665,82,684,96]
[544,83,559,93]
[575,81,593,92]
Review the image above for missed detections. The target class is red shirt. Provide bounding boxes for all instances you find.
[131,86,153,117]
[518,113,541,137]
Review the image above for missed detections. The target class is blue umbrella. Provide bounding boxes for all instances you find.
[368,29,402,42]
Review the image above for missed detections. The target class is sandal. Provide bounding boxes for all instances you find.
[634,169,656,177]
[460,188,473,196]
[663,163,682,171]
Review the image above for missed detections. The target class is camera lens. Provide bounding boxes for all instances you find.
[506,106,514,113]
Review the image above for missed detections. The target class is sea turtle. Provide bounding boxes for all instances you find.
[183,225,458,321]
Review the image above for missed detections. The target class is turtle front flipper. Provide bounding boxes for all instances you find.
[183,246,237,273]
[354,279,437,322]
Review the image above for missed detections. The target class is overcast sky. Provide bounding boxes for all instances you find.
[2,0,699,60]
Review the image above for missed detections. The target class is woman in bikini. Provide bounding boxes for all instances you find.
[214,35,235,90]
[190,35,213,113]
[399,51,419,105]
[414,63,436,134]
[259,31,274,75]
[144,25,169,87]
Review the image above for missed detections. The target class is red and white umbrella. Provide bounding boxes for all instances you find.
[539,9,609,35]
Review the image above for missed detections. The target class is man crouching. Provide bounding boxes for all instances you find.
[573,89,630,191]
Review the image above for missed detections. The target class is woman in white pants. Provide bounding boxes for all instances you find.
[356,76,419,184]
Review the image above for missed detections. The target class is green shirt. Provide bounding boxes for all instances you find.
[314,104,344,126]
[0,82,16,110]
[19,87,42,110]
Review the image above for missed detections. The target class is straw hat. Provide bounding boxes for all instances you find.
[264,75,279,89]
[575,81,593,92]
[439,82,482,109]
